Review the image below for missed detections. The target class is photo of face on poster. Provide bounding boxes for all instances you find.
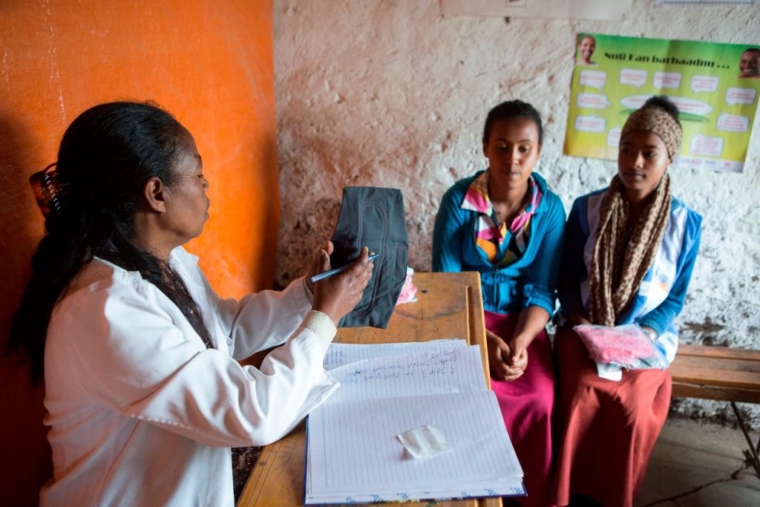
[577,35,597,66]
[738,48,760,79]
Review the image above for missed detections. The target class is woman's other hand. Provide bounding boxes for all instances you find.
[312,246,374,325]
[487,330,524,381]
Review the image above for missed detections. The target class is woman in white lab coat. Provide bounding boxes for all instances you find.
[12,101,374,507]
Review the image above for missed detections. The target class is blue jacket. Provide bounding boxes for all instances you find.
[432,171,566,316]
[558,189,702,363]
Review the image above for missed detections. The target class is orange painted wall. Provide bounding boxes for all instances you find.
[0,1,278,504]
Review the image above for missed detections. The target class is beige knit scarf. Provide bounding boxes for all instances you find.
[588,174,671,326]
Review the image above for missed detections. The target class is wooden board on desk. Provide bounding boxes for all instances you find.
[237,272,502,507]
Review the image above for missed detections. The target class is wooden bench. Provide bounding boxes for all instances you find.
[670,344,760,477]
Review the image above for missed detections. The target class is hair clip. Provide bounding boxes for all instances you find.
[29,163,66,218]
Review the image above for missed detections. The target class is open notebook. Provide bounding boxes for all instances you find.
[304,340,525,505]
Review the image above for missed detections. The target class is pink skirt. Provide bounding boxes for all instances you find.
[551,326,671,507]
[485,311,556,507]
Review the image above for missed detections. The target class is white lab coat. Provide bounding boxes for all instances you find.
[40,247,339,507]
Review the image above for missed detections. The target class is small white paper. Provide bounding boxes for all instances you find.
[596,361,623,381]
[396,424,452,459]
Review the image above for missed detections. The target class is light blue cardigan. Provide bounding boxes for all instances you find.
[432,171,566,316]
[558,188,702,364]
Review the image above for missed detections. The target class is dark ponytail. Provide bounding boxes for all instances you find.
[11,101,213,384]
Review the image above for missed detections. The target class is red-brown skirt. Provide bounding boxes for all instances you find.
[551,326,671,507]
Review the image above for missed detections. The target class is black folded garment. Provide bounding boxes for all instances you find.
[329,186,408,329]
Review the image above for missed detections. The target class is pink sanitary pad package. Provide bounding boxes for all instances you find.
[573,324,668,370]
[395,266,418,305]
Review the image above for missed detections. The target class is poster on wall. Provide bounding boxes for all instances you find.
[439,0,632,20]
[565,34,760,173]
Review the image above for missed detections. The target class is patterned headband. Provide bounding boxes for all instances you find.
[29,163,67,218]
[620,105,682,159]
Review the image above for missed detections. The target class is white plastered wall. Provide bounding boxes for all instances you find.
[273,0,760,427]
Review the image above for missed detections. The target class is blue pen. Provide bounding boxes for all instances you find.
[310,253,380,283]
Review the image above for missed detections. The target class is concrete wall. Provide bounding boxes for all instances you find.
[273,0,760,427]
[0,1,277,503]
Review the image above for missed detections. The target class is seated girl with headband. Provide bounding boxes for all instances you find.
[552,96,702,507]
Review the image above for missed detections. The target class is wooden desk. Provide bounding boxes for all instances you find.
[237,272,503,507]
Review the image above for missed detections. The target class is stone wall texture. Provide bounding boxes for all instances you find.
[273,0,760,427]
